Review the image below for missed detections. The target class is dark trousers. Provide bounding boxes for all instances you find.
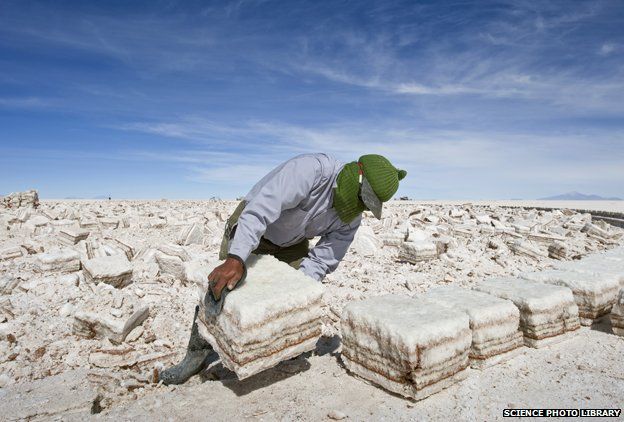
[219,201,309,269]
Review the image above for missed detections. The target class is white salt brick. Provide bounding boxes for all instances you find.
[473,278,580,348]
[197,255,323,380]
[35,249,80,273]
[82,255,133,288]
[341,295,471,400]
[426,286,523,368]
[519,269,620,325]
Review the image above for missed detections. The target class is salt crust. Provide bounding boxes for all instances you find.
[519,269,619,323]
[82,255,133,288]
[198,255,324,380]
[425,286,524,364]
[611,289,624,336]
[340,295,471,399]
[473,278,580,346]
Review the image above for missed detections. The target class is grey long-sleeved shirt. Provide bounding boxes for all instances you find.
[228,153,362,281]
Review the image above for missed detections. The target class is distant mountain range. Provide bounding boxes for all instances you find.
[539,191,622,201]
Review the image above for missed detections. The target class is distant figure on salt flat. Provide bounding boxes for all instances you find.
[159,152,406,384]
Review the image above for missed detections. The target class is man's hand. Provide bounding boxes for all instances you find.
[207,257,245,301]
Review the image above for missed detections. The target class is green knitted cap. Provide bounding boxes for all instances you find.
[332,155,407,223]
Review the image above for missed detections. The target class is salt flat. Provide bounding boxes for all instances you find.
[1,193,623,420]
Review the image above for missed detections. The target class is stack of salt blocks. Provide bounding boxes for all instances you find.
[197,255,324,379]
[340,295,472,400]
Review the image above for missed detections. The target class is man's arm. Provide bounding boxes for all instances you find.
[299,216,362,281]
[228,155,323,262]
[209,155,323,297]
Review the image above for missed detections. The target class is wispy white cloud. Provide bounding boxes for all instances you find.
[599,43,617,56]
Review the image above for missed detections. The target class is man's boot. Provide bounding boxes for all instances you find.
[158,305,214,385]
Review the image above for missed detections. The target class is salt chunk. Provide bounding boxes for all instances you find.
[73,305,149,344]
[176,223,204,246]
[58,228,90,245]
[34,249,80,273]
[398,241,438,263]
[0,246,24,261]
[82,255,133,288]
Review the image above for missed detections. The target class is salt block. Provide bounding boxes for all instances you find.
[0,246,24,261]
[58,228,89,245]
[197,255,324,380]
[73,305,149,344]
[474,278,580,348]
[341,295,471,400]
[519,269,620,325]
[398,241,438,263]
[177,223,204,246]
[35,249,80,273]
[82,255,133,288]
[426,286,524,368]
[611,289,624,336]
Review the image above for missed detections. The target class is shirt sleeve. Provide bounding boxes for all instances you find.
[228,155,323,262]
[299,216,362,281]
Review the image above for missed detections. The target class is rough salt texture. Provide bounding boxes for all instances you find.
[198,254,324,380]
[519,269,620,324]
[82,255,133,288]
[473,278,580,348]
[425,286,523,367]
[611,289,624,336]
[341,294,471,400]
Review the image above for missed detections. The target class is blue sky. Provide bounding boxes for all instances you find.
[1,0,623,199]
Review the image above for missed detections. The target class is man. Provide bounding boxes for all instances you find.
[159,153,406,384]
